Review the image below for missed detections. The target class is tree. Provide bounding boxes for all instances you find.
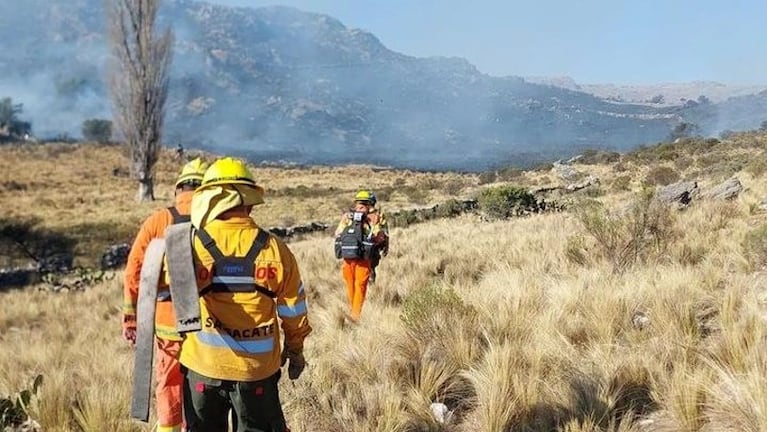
[669,122,701,141]
[649,94,664,104]
[0,97,31,138]
[82,119,113,143]
[760,120,767,132]
[0,97,22,129]
[106,0,174,202]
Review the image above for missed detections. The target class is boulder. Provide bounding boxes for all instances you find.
[37,252,73,273]
[704,177,743,200]
[656,181,698,206]
[101,243,131,269]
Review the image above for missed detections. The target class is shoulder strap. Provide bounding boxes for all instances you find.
[195,228,225,261]
[167,206,191,224]
[246,230,277,299]
[245,229,271,263]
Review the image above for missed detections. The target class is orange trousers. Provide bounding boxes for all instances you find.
[342,259,371,321]
[155,338,183,432]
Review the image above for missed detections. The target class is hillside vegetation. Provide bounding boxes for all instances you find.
[3,133,767,431]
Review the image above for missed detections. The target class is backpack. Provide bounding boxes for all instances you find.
[335,211,375,259]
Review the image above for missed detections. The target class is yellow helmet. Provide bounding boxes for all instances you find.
[175,158,209,188]
[354,189,377,205]
[201,157,259,188]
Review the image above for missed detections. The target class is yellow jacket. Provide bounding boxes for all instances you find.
[177,217,312,381]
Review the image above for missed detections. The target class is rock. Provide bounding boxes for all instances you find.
[704,177,743,200]
[566,175,599,192]
[656,181,699,206]
[430,402,453,424]
[100,243,131,270]
[631,311,650,330]
[553,161,579,181]
[37,252,73,273]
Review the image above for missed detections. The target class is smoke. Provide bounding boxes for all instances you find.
[1,0,764,170]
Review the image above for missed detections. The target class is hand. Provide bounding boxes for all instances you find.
[122,326,137,346]
[285,349,306,380]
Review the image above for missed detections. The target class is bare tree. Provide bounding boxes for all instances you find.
[106,0,174,201]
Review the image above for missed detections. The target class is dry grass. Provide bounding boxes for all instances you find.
[5,136,767,431]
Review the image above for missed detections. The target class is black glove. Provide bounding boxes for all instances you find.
[281,346,306,380]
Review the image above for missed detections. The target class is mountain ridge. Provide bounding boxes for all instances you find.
[1,0,766,170]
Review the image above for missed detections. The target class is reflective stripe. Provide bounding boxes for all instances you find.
[211,276,255,284]
[196,331,274,354]
[341,246,359,250]
[157,424,182,432]
[278,300,307,318]
[298,282,305,295]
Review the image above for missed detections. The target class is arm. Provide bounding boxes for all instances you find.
[122,212,165,333]
[275,241,312,352]
[333,212,350,237]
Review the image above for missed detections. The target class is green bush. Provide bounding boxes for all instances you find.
[1,375,42,429]
[434,199,465,218]
[81,119,113,143]
[477,185,537,219]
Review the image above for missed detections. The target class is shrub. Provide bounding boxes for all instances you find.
[644,166,680,186]
[388,209,418,228]
[434,199,466,218]
[477,185,537,219]
[81,119,113,143]
[1,375,43,429]
[576,189,676,272]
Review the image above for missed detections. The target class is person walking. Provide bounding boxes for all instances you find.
[122,158,208,432]
[172,157,312,432]
[333,189,388,322]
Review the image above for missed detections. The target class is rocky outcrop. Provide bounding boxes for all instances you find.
[267,222,329,239]
[704,177,743,200]
[655,181,699,206]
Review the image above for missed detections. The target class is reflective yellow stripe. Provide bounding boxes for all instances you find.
[155,325,182,341]
[157,423,182,432]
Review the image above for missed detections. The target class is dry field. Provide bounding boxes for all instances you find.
[3,134,767,431]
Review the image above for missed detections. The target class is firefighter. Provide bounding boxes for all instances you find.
[177,157,312,431]
[334,189,388,321]
[122,158,208,432]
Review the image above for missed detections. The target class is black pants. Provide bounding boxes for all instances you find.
[183,368,288,432]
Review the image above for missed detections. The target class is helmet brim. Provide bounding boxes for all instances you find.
[199,179,265,195]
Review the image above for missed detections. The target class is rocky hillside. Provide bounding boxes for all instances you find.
[1,0,766,170]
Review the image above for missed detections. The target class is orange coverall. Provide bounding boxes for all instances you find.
[335,208,388,321]
[123,191,191,432]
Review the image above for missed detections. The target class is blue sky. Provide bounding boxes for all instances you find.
[210,0,766,85]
